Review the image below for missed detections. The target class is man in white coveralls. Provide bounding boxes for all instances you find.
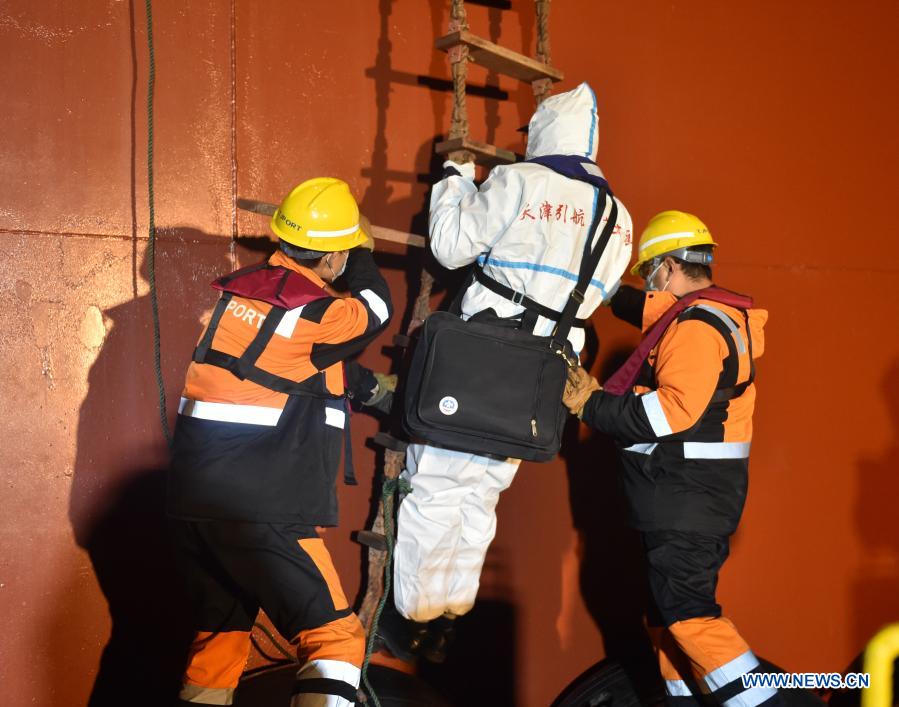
[384,83,634,659]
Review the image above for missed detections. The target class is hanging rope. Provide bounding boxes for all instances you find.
[360,476,410,707]
[533,0,553,105]
[144,0,172,448]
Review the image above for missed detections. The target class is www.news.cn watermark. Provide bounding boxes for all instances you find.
[742,673,871,690]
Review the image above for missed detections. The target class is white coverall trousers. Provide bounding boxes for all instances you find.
[393,443,519,621]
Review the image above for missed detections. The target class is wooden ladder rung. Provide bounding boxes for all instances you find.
[435,30,563,84]
[435,137,518,166]
[372,432,408,453]
[353,530,388,551]
[236,198,426,249]
[466,0,512,9]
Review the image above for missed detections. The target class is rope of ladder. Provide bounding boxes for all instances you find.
[144,0,172,449]
[534,0,553,104]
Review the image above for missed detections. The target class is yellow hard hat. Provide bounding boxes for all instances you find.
[630,210,717,275]
[270,177,368,252]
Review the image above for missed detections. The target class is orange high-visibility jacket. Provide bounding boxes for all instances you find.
[167,248,392,525]
[583,285,767,534]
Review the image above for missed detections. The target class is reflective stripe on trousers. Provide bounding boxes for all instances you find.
[290,658,360,707]
[179,396,283,426]
[623,441,750,459]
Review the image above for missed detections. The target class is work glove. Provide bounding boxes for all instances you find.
[441,159,475,181]
[345,363,396,415]
[563,366,601,418]
[366,372,397,411]
[358,214,375,252]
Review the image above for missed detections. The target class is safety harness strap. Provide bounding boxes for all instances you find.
[200,350,333,398]
[710,309,756,402]
[636,304,757,404]
[468,155,616,338]
[472,266,589,328]
[193,293,330,396]
[236,304,285,379]
[680,305,755,403]
[197,350,355,484]
[341,397,356,486]
[193,292,233,363]
[193,264,336,397]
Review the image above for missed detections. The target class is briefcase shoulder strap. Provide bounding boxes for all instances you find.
[551,189,618,351]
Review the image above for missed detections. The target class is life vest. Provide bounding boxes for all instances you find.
[191,261,356,484]
[604,286,756,399]
[192,262,339,398]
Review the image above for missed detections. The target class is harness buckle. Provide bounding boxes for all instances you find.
[511,290,525,306]
[571,288,585,304]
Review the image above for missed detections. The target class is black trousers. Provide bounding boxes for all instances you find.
[170,519,353,638]
[169,519,364,705]
[642,530,729,628]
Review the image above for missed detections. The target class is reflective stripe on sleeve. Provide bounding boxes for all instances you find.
[641,391,673,437]
[178,397,282,426]
[683,442,751,459]
[359,288,389,325]
[624,442,658,455]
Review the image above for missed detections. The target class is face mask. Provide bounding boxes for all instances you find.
[326,253,347,281]
[644,261,671,292]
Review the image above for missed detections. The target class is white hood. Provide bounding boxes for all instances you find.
[525,82,599,161]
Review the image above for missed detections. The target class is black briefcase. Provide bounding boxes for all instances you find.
[402,187,618,461]
[403,310,572,461]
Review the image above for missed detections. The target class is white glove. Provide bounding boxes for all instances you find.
[442,160,475,180]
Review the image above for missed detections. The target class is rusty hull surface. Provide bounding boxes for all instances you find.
[2,1,899,705]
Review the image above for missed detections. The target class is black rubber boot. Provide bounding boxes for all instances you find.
[419,614,457,664]
[374,599,429,663]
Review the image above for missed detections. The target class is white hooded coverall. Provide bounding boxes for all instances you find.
[393,83,634,621]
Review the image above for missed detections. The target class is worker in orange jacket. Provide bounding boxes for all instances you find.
[167,178,393,707]
[564,211,781,707]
